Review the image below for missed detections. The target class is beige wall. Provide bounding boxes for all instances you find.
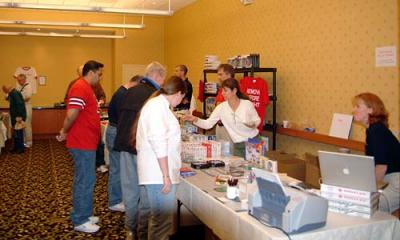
[0,2,399,157]
[113,17,165,89]
[0,35,113,107]
[0,9,165,107]
[165,0,400,156]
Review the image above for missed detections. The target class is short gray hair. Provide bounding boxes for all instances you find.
[144,61,166,78]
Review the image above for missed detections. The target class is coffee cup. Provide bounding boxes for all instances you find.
[283,120,289,128]
[226,186,239,200]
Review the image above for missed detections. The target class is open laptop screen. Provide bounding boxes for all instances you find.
[318,151,377,192]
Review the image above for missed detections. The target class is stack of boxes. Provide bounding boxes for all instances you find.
[181,135,222,162]
[181,142,207,162]
[202,141,222,158]
[204,55,221,70]
[204,82,218,94]
[320,183,379,219]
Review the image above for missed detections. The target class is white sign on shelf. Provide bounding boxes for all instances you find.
[329,113,353,139]
[375,46,397,67]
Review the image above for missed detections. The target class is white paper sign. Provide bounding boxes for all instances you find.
[375,46,397,67]
[38,76,46,86]
[329,113,353,139]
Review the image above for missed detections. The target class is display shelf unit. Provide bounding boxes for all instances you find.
[202,67,278,149]
[262,126,365,151]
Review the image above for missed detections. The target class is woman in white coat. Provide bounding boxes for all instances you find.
[184,78,260,157]
[135,76,186,240]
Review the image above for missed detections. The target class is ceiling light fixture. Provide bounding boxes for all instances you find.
[0,31,126,39]
[0,20,145,29]
[0,2,173,16]
[0,31,19,35]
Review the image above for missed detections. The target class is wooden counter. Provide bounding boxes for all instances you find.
[1,106,108,140]
[32,108,66,139]
[262,126,365,151]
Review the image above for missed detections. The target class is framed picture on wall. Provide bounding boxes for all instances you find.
[38,76,46,86]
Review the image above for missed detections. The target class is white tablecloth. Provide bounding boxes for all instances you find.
[176,159,400,240]
[0,120,6,152]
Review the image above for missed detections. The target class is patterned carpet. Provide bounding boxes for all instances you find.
[0,139,127,239]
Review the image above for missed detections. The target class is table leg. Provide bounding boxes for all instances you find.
[177,199,183,230]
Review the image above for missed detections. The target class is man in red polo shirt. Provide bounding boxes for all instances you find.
[57,60,103,233]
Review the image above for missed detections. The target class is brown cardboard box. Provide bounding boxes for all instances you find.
[266,151,305,181]
[266,150,296,161]
[279,158,306,181]
[305,153,321,189]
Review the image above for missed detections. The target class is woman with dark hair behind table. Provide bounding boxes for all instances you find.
[183,78,260,157]
[134,76,187,240]
[352,92,400,215]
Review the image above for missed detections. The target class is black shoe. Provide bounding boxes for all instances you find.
[10,149,24,154]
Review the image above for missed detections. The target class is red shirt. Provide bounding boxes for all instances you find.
[216,89,224,103]
[66,78,100,150]
[239,77,270,132]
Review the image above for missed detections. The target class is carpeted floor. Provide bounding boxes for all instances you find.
[0,139,126,239]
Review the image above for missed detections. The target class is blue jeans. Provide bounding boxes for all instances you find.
[120,152,150,238]
[69,149,96,226]
[105,125,122,206]
[145,184,177,240]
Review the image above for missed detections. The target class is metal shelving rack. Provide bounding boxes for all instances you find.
[202,67,278,150]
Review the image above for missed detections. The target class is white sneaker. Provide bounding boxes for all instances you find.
[109,202,125,212]
[97,165,108,173]
[89,216,99,224]
[74,221,100,233]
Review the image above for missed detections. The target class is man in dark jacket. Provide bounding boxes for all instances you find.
[106,75,143,213]
[114,62,166,240]
[174,64,193,111]
[2,85,26,153]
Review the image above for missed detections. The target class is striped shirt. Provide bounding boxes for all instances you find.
[66,78,100,150]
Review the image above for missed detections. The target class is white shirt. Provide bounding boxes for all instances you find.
[16,83,33,106]
[194,99,261,143]
[15,66,37,94]
[136,94,182,185]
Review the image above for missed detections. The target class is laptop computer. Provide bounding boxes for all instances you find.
[318,151,377,192]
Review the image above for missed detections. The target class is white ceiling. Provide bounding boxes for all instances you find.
[0,0,196,12]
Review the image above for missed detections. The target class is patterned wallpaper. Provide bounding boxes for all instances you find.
[166,0,399,157]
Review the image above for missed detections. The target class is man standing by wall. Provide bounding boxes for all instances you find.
[16,74,33,147]
[114,62,166,240]
[57,60,104,233]
[2,85,26,154]
[174,64,193,111]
